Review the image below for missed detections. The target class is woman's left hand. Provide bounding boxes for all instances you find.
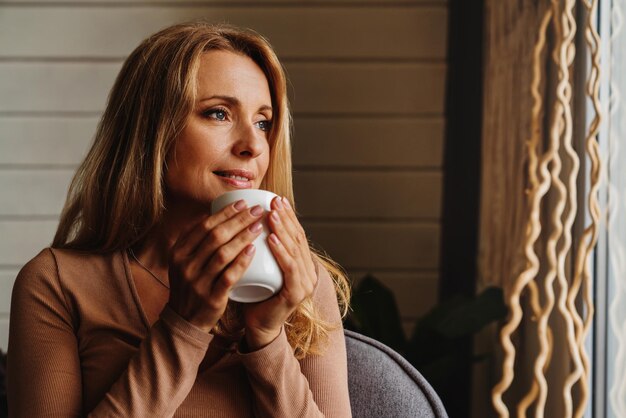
[242,196,318,351]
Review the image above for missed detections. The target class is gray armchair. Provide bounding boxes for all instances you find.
[344,330,448,418]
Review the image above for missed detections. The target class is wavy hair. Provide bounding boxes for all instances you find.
[51,21,350,358]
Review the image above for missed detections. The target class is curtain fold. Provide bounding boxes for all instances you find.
[477,0,602,416]
[607,0,626,415]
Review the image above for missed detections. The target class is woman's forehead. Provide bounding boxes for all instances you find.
[195,51,271,106]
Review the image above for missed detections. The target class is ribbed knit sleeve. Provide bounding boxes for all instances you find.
[238,262,352,417]
[90,306,213,416]
[7,249,213,418]
[8,249,83,417]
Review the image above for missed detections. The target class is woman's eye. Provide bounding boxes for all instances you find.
[256,120,273,132]
[204,108,228,121]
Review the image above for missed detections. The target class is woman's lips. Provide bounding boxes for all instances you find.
[214,173,253,189]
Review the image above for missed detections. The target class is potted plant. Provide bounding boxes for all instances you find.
[344,274,507,401]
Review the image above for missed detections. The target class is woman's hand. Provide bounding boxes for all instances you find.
[167,200,266,332]
[242,196,318,350]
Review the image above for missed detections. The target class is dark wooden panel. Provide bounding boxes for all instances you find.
[0,6,447,59]
[304,222,439,269]
[293,118,443,168]
[294,171,442,219]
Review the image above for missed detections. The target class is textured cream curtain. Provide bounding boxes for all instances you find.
[477,0,602,417]
[607,1,626,415]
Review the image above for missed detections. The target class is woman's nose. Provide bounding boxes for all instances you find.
[233,122,266,157]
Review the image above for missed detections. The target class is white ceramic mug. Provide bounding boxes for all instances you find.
[210,189,283,303]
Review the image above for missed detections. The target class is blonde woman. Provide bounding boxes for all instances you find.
[7,22,352,417]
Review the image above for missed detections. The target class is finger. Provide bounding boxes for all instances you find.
[268,198,303,256]
[278,197,316,275]
[278,196,301,226]
[194,216,264,278]
[176,199,248,254]
[211,244,256,300]
[273,197,308,247]
[267,209,301,258]
[267,234,309,304]
[268,198,310,268]
[185,204,264,260]
[271,198,317,289]
[274,197,304,238]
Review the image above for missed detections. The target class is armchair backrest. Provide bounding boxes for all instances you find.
[344,329,448,418]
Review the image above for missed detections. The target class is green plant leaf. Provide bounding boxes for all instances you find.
[347,274,407,353]
[407,293,469,357]
[435,287,507,338]
[406,287,506,374]
[346,279,507,394]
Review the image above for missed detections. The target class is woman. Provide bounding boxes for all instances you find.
[7,22,352,417]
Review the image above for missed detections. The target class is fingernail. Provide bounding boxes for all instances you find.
[274,197,284,210]
[282,197,292,209]
[250,205,264,216]
[271,211,280,222]
[234,199,247,211]
[245,244,256,256]
[269,233,280,244]
[249,221,263,233]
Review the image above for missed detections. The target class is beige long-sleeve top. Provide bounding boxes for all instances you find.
[7,248,352,417]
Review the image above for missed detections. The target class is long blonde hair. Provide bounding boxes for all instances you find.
[52,21,350,358]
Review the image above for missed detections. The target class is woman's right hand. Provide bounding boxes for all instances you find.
[166,199,265,332]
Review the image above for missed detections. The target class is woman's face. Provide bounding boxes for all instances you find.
[164,50,273,212]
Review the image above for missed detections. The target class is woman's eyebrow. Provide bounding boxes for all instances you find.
[199,95,272,113]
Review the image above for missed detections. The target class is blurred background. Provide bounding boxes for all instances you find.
[0,0,479,415]
[6,0,626,417]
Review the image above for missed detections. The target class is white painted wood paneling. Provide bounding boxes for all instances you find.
[0,62,445,114]
[0,63,120,113]
[295,171,442,220]
[0,117,96,165]
[0,220,58,265]
[0,271,17,315]
[293,118,444,168]
[0,6,446,59]
[0,170,73,215]
[0,317,8,352]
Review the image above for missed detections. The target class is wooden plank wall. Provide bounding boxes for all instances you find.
[0,0,448,350]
